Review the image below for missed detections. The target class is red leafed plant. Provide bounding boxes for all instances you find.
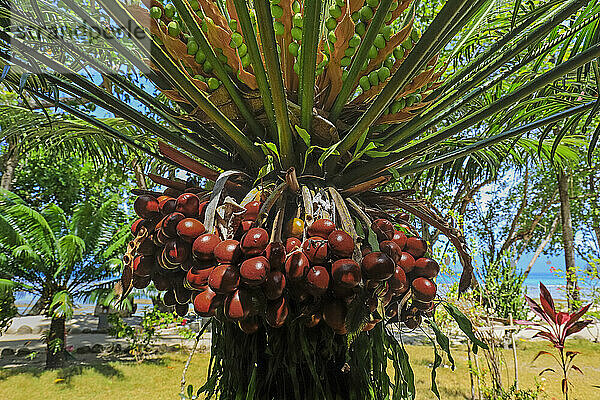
[519,283,592,400]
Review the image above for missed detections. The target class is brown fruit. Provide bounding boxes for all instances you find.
[379,240,402,263]
[163,239,190,265]
[392,230,407,249]
[158,197,177,215]
[306,266,330,296]
[362,321,377,331]
[385,303,398,318]
[332,284,354,299]
[186,266,214,290]
[238,317,260,334]
[328,230,354,258]
[239,220,253,234]
[389,265,408,293]
[405,237,428,259]
[133,274,151,289]
[240,256,270,286]
[208,264,240,294]
[302,237,328,264]
[163,290,177,307]
[307,218,335,238]
[192,233,221,261]
[177,218,206,242]
[361,252,395,281]
[264,270,286,300]
[265,242,286,271]
[285,237,302,253]
[137,238,156,256]
[134,195,159,219]
[213,239,242,264]
[265,296,289,328]
[172,275,193,304]
[371,218,394,242]
[404,313,422,330]
[162,212,186,238]
[244,201,261,221]
[361,245,373,257]
[133,255,155,277]
[397,212,410,222]
[193,287,222,317]
[398,252,416,274]
[304,312,321,328]
[175,303,189,317]
[413,299,433,311]
[152,273,171,291]
[412,277,436,302]
[414,257,440,279]
[331,259,361,288]
[241,227,269,256]
[198,201,208,220]
[322,299,347,334]
[225,289,252,320]
[284,251,310,280]
[175,193,200,217]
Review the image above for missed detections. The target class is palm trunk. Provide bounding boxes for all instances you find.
[0,140,18,191]
[45,315,66,369]
[557,169,579,311]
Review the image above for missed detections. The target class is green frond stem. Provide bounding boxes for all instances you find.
[298,0,323,132]
[172,0,265,141]
[339,42,600,185]
[382,0,589,150]
[232,0,277,139]
[335,0,472,158]
[254,0,295,168]
[327,0,394,123]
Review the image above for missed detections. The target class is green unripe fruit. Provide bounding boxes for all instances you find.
[368,70,379,86]
[289,42,299,56]
[292,1,301,13]
[330,5,342,19]
[385,12,392,22]
[293,62,300,73]
[401,38,413,50]
[351,11,360,22]
[340,56,351,67]
[241,54,250,67]
[411,28,421,42]
[384,56,394,69]
[230,32,243,48]
[150,6,162,19]
[393,46,404,59]
[208,77,220,90]
[344,46,356,57]
[193,74,205,82]
[203,60,212,72]
[378,66,390,81]
[362,60,368,70]
[360,6,374,20]
[405,95,415,107]
[384,106,390,115]
[271,4,283,18]
[398,98,406,109]
[195,50,206,64]
[237,43,248,57]
[274,21,285,36]
[355,22,366,36]
[366,0,378,7]
[187,39,198,55]
[293,14,303,28]
[336,0,345,5]
[374,34,385,49]
[326,17,337,31]
[413,93,422,103]
[328,31,337,43]
[390,1,398,11]
[229,19,237,31]
[218,52,228,64]
[201,19,208,33]
[359,75,370,91]
[342,70,349,81]
[291,27,302,41]
[349,34,361,48]
[368,45,377,59]
[381,25,392,41]
[390,100,402,114]
[167,21,180,37]
[164,4,175,19]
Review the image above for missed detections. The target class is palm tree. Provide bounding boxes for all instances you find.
[1,0,599,396]
[0,190,129,368]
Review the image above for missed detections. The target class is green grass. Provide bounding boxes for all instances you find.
[1,340,599,399]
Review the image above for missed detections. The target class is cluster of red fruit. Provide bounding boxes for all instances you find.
[127,191,440,334]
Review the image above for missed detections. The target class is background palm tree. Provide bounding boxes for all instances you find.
[0,189,129,368]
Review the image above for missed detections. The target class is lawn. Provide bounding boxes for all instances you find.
[1,340,599,399]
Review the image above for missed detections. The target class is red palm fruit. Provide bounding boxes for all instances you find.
[193,287,222,317]
[241,227,269,256]
[208,264,240,294]
[137,238,156,256]
[371,218,394,242]
[238,317,260,334]
[379,240,402,263]
[225,289,252,320]
[328,230,354,258]
[192,233,221,261]
[265,242,286,271]
[361,244,372,257]
[406,237,428,259]
[399,252,416,274]
[307,218,335,238]
[133,274,151,289]
[175,193,200,217]
[163,290,177,307]
[175,303,189,317]
[264,270,286,300]
[414,257,440,279]
[198,201,208,220]
[413,299,433,311]
[239,220,253,234]
[392,230,407,249]
[284,251,310,280]
[162,212,186,238]
[304,312,322,328]
[412,277,437,302]
[361,252,395,281]
[244,200,261,221]
[331,259,361,288]
[332,284,354,299]
[265,296,289,328]
[386,303,398,318]
[397,212,410,222]
[177,218,206,242]
[164,239,190,265]
[389,265,408,293]
[131,218,146,235]
[163,187,181,198]
[302,237,328,264]
[133,255,155,277]
[186,266,215,290]
[152,273,171,291]
[322,299,347,334]
[306,266,330,296]
[134,195,159,218]
[158,197,177,215]
[404,313,422,330]
[214,239,242,264]
[382,285,393,306]
[285,237,302,253]
[240,256,270,286]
